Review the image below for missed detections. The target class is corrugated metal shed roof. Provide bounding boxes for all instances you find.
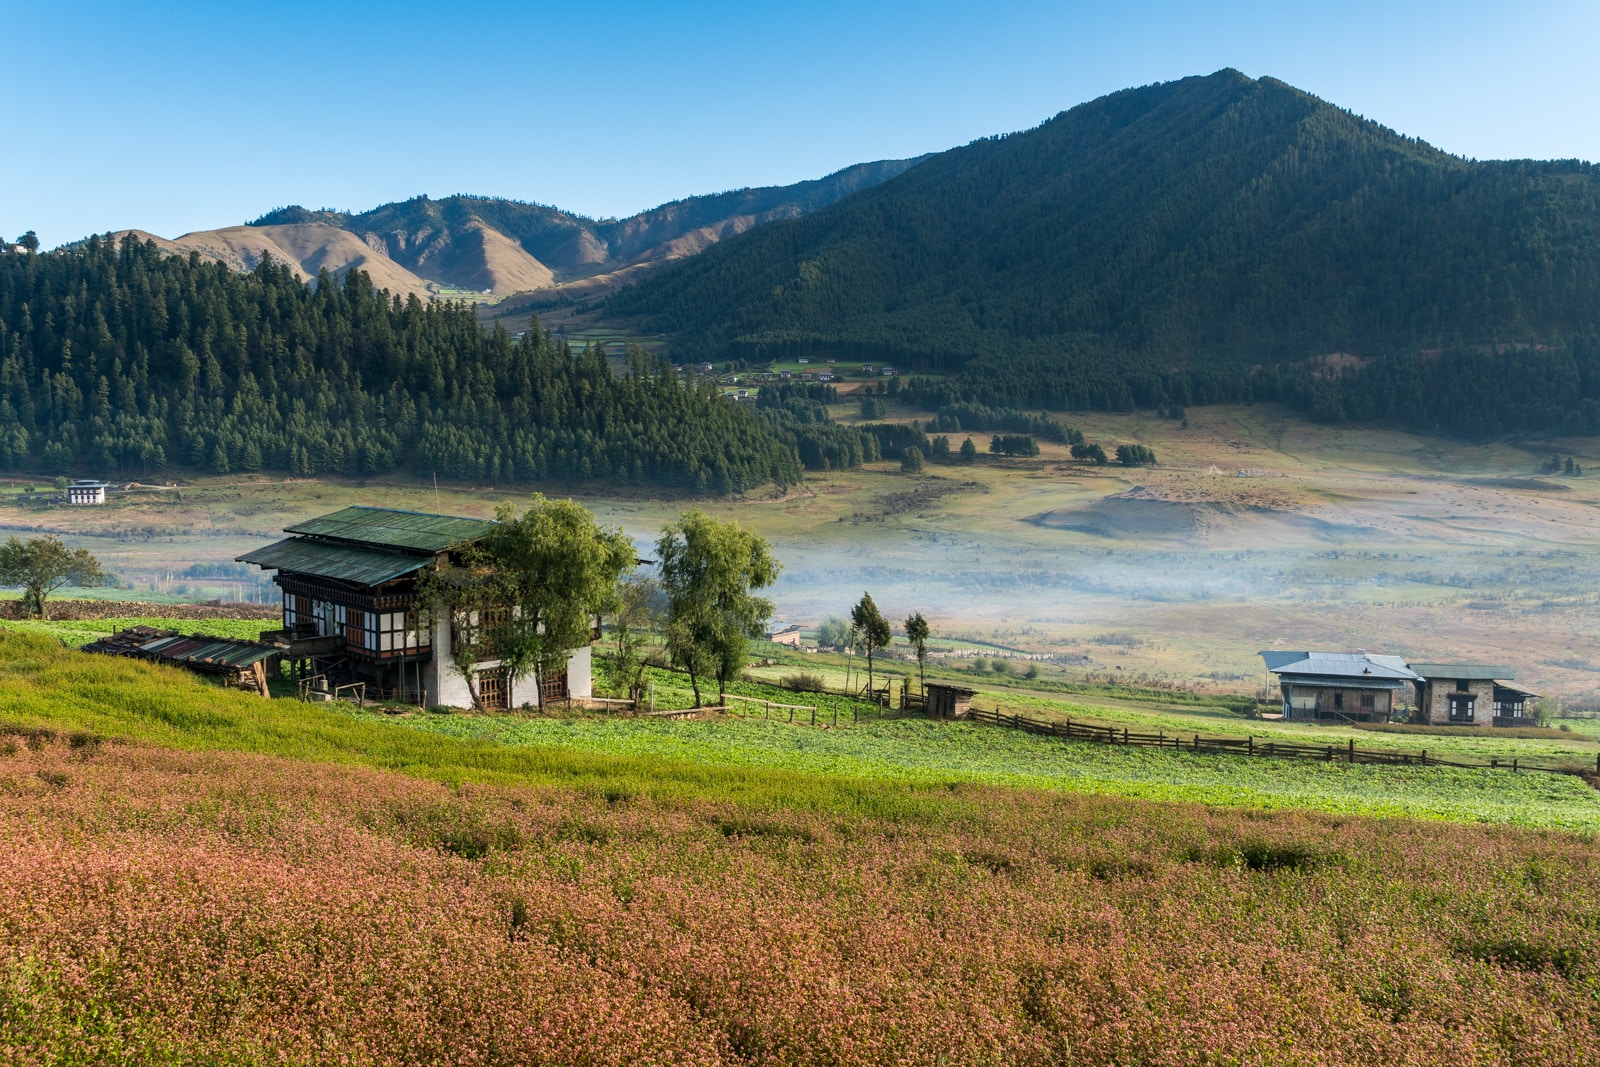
[1260,651,1419,681]
[237,537,432,585]
[140,634,279,670]
[1409,663,1516,681]
[284,506,494,553]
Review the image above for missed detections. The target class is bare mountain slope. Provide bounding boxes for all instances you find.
[118,157,926,303]
[114,224,437,298]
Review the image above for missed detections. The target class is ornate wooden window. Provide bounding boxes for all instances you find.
[478,669,509,711]
[539,668,569,706]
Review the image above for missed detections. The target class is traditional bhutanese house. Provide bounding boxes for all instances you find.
[237,506,592,710]
[66,479,108,505]
[1408,663,1538,728]
[1260,651,1419,723]
[764,622,803,647]
[925,682,975,719]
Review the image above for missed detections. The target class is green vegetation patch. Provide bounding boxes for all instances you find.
[355,712,1600,832]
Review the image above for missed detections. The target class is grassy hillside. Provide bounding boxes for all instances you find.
[5,629,1600,1063]
[610,70,1600,431]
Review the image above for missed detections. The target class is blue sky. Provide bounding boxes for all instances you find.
[4,0,1598,246]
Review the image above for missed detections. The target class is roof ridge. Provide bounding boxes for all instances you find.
[346,504,497,524]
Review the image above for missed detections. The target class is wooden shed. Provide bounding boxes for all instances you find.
[925,683,975,719]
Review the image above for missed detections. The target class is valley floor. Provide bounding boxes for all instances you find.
[10,402,1600,705]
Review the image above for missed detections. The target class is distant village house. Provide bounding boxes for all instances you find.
[1263,651,1539,727]
[66,480,108,505]
[1260,651,1417,723]
[764,621,803,647]
[1409,664,1538,727]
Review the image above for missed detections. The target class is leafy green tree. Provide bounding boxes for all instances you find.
[604,571,662,701]
[16,232,37,253]
[1116,444,1157,467]
[657,510,780,706]
[900,446,924,473]
[815,615,851,649]
[958,437,978,463]
[415,549,507,709]
[904,611,930,693]
[850,592,892,695]
[0,535,104,618]
[484,496,636,695]
[929,435,951,461]
[420,496,634,709]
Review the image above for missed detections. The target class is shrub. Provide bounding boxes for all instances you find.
[780,672,827,692]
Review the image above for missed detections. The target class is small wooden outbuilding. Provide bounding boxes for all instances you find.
[925,683,975,719]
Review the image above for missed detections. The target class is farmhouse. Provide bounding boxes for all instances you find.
[238,506,592,709]
[764,621,803,647]
[1260,650,1419,722]
[66,480,107,505]
[1409,663,1538,727]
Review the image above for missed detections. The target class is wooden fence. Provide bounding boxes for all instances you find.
[967,706,1600,779]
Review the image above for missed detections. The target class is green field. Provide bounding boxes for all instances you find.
[2,615,269,647]
[352,711,1600,831]
[4,628,1596,831]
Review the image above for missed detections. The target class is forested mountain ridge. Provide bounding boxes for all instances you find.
[607,70,1600,431]
[0,237,807,489]
[108,158,926,305]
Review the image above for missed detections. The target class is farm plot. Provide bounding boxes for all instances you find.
[350,712,1600,831]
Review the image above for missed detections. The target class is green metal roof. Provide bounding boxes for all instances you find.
[237,537,433,585]
[1409,663,1516,681]
[284,506,494,553]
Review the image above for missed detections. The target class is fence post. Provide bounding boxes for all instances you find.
[1421,749,1427,767]
[1513,757,1518,773]
[1122,727,1128,744]
[1248,736,1253,756]
[811,705,816,727]
[1193,734,1199,751]
[1348,738,1355,763]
